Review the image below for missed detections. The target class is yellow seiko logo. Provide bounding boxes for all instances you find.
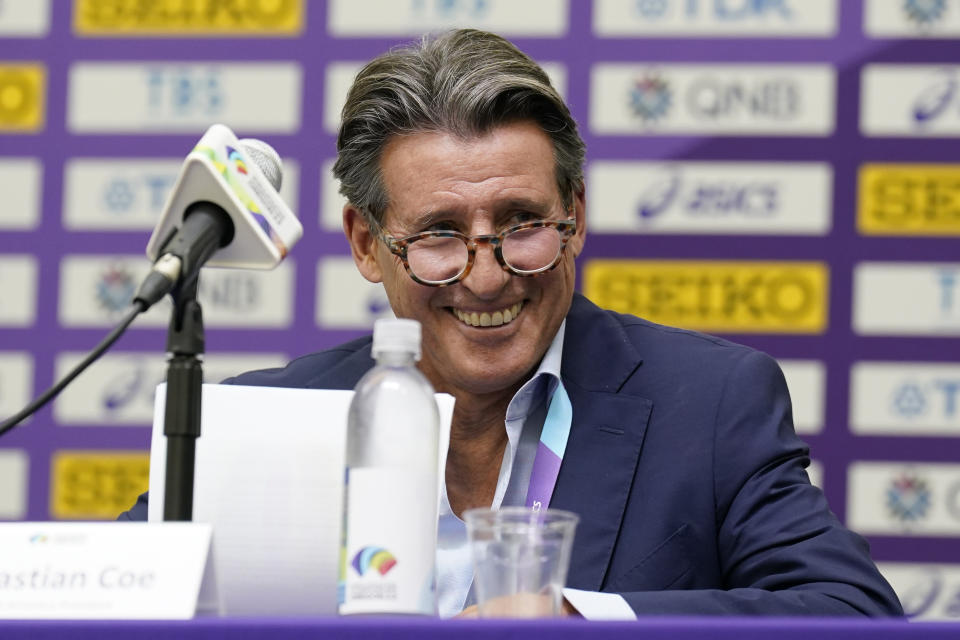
[50,451,149,519]
[859,164,960,236]
[74,0,303,35]
[0,64,45,132]
[583,260,828,334]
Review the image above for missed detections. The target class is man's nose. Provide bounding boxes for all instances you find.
[461,239,509,299]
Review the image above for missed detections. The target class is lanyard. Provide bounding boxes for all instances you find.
[525,380,572,511]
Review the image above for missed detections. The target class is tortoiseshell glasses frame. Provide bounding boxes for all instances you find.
[367,216,578,287]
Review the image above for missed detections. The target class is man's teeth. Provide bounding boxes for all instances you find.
[454,302,523,327]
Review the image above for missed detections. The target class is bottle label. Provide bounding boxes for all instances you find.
[340,467,437,615]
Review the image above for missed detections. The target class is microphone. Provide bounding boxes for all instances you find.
[135,124,303,309]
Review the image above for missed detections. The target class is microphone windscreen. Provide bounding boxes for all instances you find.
[239,138,283,191]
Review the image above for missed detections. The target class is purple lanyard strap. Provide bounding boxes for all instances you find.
[525,381,572,511]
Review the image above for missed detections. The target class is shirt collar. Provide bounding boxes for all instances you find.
[505,319,565,423]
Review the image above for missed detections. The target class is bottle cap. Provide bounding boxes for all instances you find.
[372,318,422,361]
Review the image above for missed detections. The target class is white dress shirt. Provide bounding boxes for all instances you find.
[435,321,635,620]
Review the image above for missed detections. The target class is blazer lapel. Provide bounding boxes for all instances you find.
[550,294,652,591]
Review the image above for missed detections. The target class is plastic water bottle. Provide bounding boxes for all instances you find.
[339,318,440,615]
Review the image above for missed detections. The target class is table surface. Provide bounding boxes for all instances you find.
[0,616,957,639]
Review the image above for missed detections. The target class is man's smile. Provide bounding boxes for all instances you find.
[452,301,524,328]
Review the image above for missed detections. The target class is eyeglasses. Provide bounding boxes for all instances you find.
[370,217,577,287]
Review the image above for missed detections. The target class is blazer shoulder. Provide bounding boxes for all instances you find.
[224,335,373,390]
[607,306,767,366]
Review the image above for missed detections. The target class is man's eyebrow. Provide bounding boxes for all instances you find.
[494,198,553,214]
[408,208,457,229]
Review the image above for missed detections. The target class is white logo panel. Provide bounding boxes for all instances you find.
[0,158,41,230]
[851,362,960,436]
[587,161,832,234]
[861,65,960,137]
[878,562,960,621]
[0,352,33,426]
[778,359,826,435]
[0,449,28,519]
[68,62,302,133]
[595,0,837,37]
[316,257,395,329]
[63,158,299,230]
[328,0,568,36]
[0,256,38,327]
[54,352,287,426]
[58,255,296,328]
[591,63,835,135]
[847,462,960,536]
[324,61,566,134]
[864,0,960,38]
[853,262,960,336]
[0,0,50,36]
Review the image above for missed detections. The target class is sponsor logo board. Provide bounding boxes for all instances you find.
[583,260,828,334]
[0,0,50,36]
[778,359,825,435]
[0,63,45,132]
[58,255,295,328]
[73,0,303,35]
[50,451,150,520]
[858,164,960,236]
[0,449,28,519]
[878,562,960,620]
[0,158,42,230]
[847,462,960,536]
[853,262,960,335]
[53,352,286,426]
[851,362,960,436]
[68,62,302,133]
[864,0,960,38]
[0,352,34,426]
[861,65,960,137]
[595,0,837,37]
[591,63,835,135]
[327,0,568,36]
[0,255,38,327]
[587,161,832,234]
[316,257,395,329]
[63,158,299,230]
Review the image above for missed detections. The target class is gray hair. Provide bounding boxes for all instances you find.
[332,28,585,225]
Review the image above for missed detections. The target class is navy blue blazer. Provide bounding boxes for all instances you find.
[121,293,902,616]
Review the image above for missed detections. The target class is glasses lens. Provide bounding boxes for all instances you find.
[406,235,469,283]
[502,226,563,273]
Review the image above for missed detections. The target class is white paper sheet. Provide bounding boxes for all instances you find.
[148,383,453,616]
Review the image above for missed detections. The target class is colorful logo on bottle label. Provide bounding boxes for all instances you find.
[351,547,397,577]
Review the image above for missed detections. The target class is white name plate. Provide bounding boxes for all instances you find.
[0,522,211,619]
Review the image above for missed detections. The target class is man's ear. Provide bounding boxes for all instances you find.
[343,204,383,283]
[569,186,587,258]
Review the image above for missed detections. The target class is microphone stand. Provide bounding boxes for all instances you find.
[162,276,204,521]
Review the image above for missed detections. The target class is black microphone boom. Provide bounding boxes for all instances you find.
[0,124,302,441]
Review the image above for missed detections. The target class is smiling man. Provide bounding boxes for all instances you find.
[342,119,584,522]
[120,28,901,619]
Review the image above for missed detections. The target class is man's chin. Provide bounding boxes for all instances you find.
[432,361,532,398]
